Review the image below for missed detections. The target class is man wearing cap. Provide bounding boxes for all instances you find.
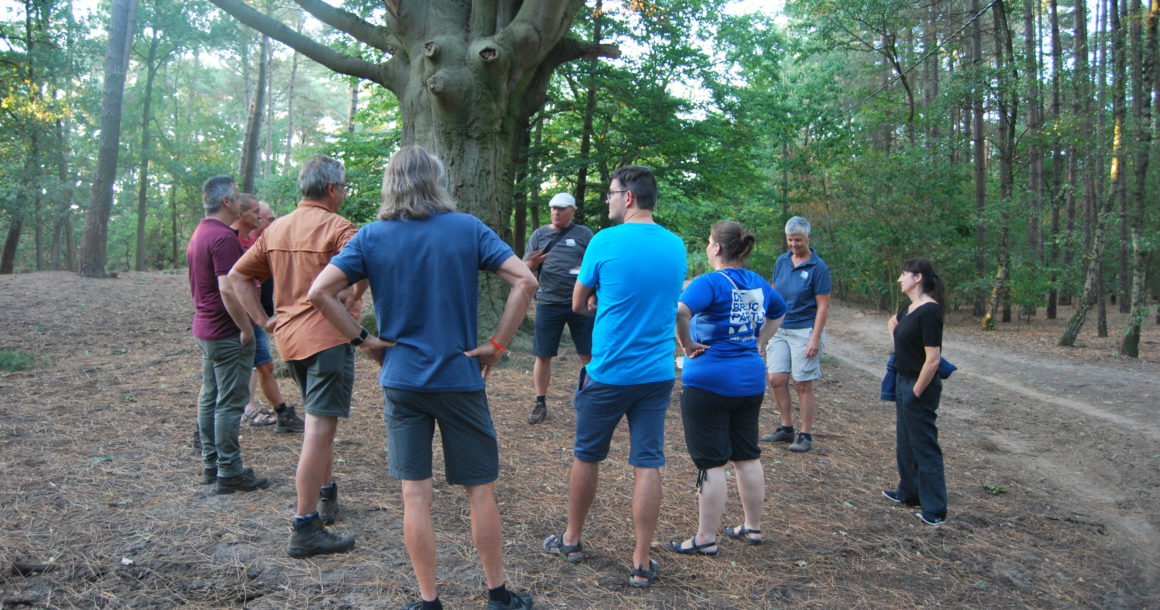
[522,192,595,424]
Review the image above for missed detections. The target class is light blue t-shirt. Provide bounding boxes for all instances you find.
[771,247,831,329]
[329,212,514,392]
[577,223,687,385]
[680,268,787,397]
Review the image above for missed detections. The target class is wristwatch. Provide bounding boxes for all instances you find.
[350,327,369,346]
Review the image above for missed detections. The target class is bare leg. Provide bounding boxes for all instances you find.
[578,354,592,366]
[689,466,724,551]
[768,372,793,428]
[402,478,437,602]
[466,482,506,589]
[533,356,552,397]
[564,458,598,549]
[733,459,764,541]
[295,414,337,515]
[245,369,258,411]
[254,361,284,407]
[796,380,815,433]
[631,466,661,577]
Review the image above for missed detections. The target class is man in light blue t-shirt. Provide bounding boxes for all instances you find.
[541,165,686,589]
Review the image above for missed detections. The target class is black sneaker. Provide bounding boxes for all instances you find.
[214,469,269,494]
[526,402,547,424]
[882,490,920,506]
[915,512,946,526]
[760,426,794,443]
[487,591,533,610]
[788,433,813,452]
[275,405,305,434]
[201,467,217,485]
[318,482,339,525]
[286,513,355,558]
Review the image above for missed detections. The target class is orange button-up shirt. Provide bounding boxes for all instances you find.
[232,199,360,361]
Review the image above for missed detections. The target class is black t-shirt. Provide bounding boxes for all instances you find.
[893,302,943,377]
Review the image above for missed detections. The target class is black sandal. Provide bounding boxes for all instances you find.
[724,525,763,545]
[628,559,660,588]
[667,535,718,556]
[543,533,586,563]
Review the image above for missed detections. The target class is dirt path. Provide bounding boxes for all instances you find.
[826,303,1160,590]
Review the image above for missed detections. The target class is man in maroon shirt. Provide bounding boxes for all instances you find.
[188,174,269,494]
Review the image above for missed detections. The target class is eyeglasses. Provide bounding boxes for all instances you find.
[606,189,628,200]
[336,182,353,193]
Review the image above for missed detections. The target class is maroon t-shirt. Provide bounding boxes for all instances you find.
[187,217,245,341]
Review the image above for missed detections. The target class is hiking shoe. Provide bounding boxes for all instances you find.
[882,490,920,506]
[214,469,269,494]
[789,433,813,452]
[275,404,305,434]
[526,402,547,424]
[916,512,946,526]
[761,426,794,443]
[201,467,217,485]
[487,591,533,610]
[318,482,339,525]
[285,513,355,558]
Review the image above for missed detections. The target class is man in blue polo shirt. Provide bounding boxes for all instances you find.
[541,165,686,589]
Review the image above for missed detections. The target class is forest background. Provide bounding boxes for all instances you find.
[0,0,1157,352]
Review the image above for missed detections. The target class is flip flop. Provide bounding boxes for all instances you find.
[242,407,277,426]
[543,533,586,563]
[724,525,763,545]
[667,535,718,556]
[628,559,660,588]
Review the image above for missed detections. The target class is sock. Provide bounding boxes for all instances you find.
[275,403,287,413]
[420,598,442,610]
[535,396,546,404]
[488,585,512,605]
[799,432,812,439]
[295,512,319,522]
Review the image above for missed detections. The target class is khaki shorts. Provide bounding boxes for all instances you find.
[765,326,825,382]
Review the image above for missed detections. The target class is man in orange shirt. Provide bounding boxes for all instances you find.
[230,155,365,558]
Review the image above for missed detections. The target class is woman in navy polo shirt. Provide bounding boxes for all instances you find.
[761,216,831,452]
[669,221,786,556]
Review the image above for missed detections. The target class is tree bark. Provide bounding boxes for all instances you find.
[574,0,603,222]
[1046,0,1064,319]
[971,0,987,317]
[239,33,269,193]
[78,0,138,278]
[135,31,161,271]
[984,0,1017,331]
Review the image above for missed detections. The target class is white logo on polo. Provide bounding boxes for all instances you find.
[800,270,809,280]
[565,238,576,247]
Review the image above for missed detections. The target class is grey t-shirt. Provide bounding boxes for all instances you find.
[526,223,594,304]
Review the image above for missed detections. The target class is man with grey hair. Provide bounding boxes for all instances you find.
[187,174,269,494]
[231,155,364,558]
[310,145,537,609]
[522,192,594,424]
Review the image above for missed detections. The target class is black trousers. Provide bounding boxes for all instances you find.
[894,374,947,518]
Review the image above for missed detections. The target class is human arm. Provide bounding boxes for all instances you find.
[572,279,596,316]
[912,345,941,397]
[757,315,784,354]
[464,255,539,378]
[307,264,394,363]
[674,303,709,358]
[217,274,254,345]
[338,279,368,311]
[805,292,830,358]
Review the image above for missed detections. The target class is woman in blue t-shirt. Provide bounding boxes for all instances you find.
[669,221,787,556]
[883,257,948,526]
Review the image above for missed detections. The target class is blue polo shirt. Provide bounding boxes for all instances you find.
[771,247,831,329]
[578,223,686,385]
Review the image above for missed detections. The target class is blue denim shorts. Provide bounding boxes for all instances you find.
[252,325,272,367]
[572,369,673,468]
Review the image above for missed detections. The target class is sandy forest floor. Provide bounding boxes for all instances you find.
[1,271,1157,609]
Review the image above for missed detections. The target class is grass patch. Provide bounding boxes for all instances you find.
[0,348,50,372]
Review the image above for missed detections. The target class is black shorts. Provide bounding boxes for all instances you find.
[679,385,763,470]
[382,388,499,486]
[533,302,593,358]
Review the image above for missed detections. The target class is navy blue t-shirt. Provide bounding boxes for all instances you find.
[771,247,831,329]
[329,212,514,392]
[680,268,787,396]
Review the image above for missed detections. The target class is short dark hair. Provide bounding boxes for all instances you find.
[611,165,657,210]
[202,174,236,214]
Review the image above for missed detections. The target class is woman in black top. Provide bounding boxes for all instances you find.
[883,258,948,526]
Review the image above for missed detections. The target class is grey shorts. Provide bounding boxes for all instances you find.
[765,326,825,382]
[382,388,499,486]
[286,343,355,417]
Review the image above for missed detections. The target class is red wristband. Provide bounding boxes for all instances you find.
[488,336,507,352]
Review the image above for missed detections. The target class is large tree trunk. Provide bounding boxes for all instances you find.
[573,0,603,222]
[239,33,269,193]
[971,0,987,317]
[135,32,161,271]
[78,0,137,278]
[1046,0,1064,319]
[1120,0,1156,356]
[984,0,1017,330]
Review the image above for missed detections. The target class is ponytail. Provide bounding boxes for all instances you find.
[901,258,946,306]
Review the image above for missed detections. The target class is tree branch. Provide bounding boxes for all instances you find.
[290,0,400,54]
[518,36,619,119]
[206,0,388,87]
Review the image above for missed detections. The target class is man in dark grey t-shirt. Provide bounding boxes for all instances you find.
[523,192,595,424]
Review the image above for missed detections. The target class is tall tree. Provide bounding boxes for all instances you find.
[239,33,270,193]
[78,0,138,278]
